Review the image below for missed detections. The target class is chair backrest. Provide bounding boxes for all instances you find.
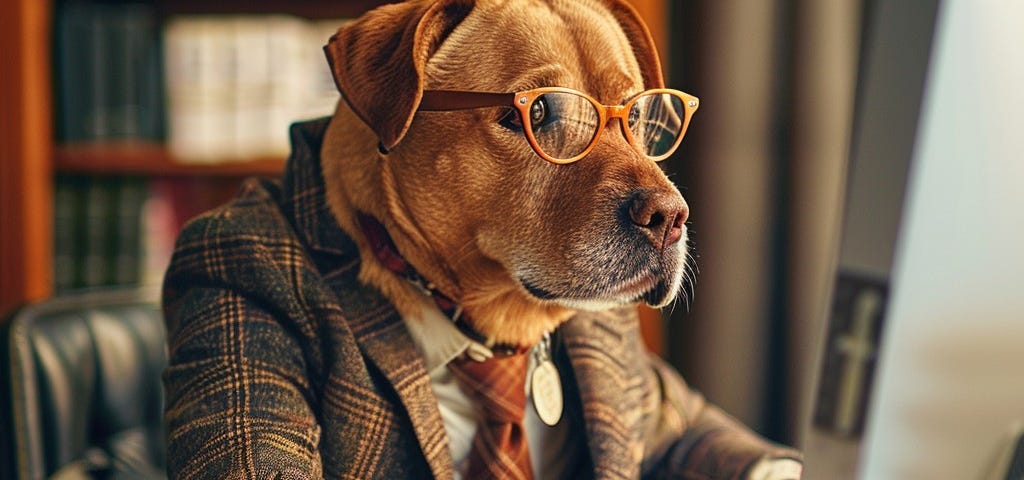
[1,288,167,479]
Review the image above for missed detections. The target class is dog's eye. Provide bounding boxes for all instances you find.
[498,108,524,132]
[497,97,551,132]
[530,97,548,126]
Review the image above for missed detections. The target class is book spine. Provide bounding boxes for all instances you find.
[106,5,136,139]
[88,6,111,140]
[266,16,310,156]
[231,17,273,159]
[110,177,147,286]
[140,179,181,287]
[165,17,232,163]
[53,176,87,292]
[54,4,93,142]
[108,4,162,141]
[79,177,116,288]
[127,4,165,141]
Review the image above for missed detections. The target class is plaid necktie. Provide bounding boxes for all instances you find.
[449,353,534,480]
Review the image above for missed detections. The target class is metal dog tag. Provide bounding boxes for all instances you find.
[530,333,563,426]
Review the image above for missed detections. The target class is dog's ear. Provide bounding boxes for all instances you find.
[599,0,665,89]
[324,0,474,152]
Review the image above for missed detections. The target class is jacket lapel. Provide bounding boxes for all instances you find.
[349,301,455,480]
[562,309,646,479]
[313,215,455,480]
[280,119,454,480]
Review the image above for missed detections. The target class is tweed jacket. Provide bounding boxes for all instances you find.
[162,118,799,480]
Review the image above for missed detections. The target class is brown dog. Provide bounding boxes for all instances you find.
[321,0,691,348]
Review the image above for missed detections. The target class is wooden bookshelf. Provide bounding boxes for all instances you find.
[1,0,669,355]
[55,143,285,178]
[1,0,53,318]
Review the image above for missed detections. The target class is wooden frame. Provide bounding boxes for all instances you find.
[1,0,53,317]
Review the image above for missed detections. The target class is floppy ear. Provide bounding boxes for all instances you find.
[599,0,666,89]
[324,0,475,152]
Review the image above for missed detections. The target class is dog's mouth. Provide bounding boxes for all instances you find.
[519,265,679,311]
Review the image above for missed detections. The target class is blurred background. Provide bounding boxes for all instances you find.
[662,1,861,446]
[1,0,868,466]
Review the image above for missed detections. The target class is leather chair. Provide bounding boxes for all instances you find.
[1,288,167,479]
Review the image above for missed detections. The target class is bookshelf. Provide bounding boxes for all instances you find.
[55,144,286,177]
[0,0,668,352]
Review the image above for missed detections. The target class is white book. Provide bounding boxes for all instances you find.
[164,16,235,163]
[266,15,309,157]
[164,18,206,162]
[230,16,273,160]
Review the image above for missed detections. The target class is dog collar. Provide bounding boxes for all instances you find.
[356,212,529,357]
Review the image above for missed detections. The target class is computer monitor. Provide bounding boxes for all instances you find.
[801,0,1024,478]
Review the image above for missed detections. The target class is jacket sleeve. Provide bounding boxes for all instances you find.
[639,352,802,480]
[163,285,323,479]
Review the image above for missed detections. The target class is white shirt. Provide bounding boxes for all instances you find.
[401,302,580,480]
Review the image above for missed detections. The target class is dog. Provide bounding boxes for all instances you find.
[162,0,802,478]
[321,0,691,349]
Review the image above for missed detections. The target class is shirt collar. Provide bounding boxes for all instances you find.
[402,298,475,374]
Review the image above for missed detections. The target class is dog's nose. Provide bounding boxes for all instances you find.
[626,190,689,250]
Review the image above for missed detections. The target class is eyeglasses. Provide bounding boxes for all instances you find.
[418,87,699,164]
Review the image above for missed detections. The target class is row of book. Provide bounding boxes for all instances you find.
[164,15,345,161]
[53,175,238,293]
[54,176,151,292]
[55,3,164,142]
[54,2,347,160]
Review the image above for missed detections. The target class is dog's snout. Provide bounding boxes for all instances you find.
[626,190,688,250]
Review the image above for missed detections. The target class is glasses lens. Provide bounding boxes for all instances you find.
[528,92,600,161]
[628,93,686,158]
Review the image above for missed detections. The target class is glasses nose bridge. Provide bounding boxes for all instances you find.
[605,103,628,120]
[599,103,632,143]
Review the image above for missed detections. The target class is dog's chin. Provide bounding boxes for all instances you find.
[640,277,681,309]
[521,271,681,312]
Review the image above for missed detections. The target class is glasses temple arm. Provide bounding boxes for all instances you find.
[418,91,516,111]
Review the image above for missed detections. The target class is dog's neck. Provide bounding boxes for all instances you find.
[353,210,574,348]
[357,212,531,355]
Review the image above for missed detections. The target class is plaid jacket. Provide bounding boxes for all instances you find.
[162,118,799,480]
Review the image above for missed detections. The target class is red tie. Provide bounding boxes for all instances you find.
[449,353,534,480]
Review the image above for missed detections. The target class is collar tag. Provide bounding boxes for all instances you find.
[529,332,563,426]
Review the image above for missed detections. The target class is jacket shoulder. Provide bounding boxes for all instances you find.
[163,179,317,304]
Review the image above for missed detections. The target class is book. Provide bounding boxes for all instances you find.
[110,177,148,286]
[110,4,164,140]
[231,17,273,159]
[165,17,236,162]
[267,16,311,156]
[140,180,179,287]
[54,4,94,142]
[79,177,116,288]
[53,176,88,292]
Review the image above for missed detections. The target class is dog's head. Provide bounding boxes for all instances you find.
[323,0,694,341]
